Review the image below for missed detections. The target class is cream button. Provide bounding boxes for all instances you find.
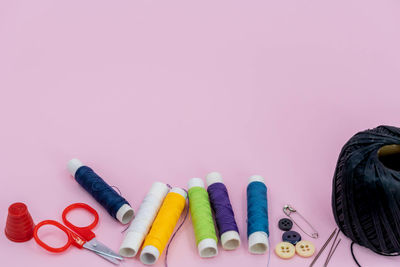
[295,240,315,257]
[275,242,295,259]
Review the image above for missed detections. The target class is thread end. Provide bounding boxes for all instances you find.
[188,178,204,189]
[248,231,269,254]
[67,159,83,177]
[198,238,218,258]
[119,247,136,258]
[116,204,134,224]
[248,175,265,184]
[140,245,160,265]
[119,231,145,257]
[206,172,223,186]
[221,230,241,250]
[170,187,187,199]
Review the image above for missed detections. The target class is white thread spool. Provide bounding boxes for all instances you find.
[119,182,170,257]
[67,158,134,224]
[247,175,269,254]
[206,172,241,250]
[188,178,218,258]
[140,187,187,265]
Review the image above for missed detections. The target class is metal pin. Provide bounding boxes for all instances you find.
[283,204,319,239]
[324,230,341,267]
[309,228,337,267]
[324,238,341,267]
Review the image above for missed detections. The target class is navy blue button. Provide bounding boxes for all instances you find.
[278,218,293,231]
[282,231,301,244]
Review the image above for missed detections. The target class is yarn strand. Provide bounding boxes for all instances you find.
[332,126,400,255]
[351,242,362,267]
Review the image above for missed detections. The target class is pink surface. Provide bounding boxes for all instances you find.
[1,1,400,266]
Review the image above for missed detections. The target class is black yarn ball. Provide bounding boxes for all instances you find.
[332,125,400,255]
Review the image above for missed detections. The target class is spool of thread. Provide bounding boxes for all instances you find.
[120,182,169,257]
[247,175,269,254]
[67,159,134,224]
[188,178,218,258]
[140,188,187,265]
[206,172,240,250]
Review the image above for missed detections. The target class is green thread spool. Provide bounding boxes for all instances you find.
[188,178,218,258]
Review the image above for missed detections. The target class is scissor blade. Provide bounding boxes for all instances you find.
[84,244,120,265]
[84,238,124,260]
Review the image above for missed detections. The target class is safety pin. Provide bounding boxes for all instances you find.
[283,204,319,239]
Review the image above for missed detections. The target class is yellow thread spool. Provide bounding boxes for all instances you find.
[140,188,187,265]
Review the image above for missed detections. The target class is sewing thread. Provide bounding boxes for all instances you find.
[67,159,134,224]
[188,178,218,258]
[140,188,186,265]
[332,125,400,260]
[206,172,240,250]
[120,182,170,257]
[247,175,269,254]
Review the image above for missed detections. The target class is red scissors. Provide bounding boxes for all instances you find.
[33,203,123,265]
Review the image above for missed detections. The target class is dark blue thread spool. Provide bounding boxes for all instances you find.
[68,159,134,224]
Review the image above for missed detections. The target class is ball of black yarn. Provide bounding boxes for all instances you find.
[332,125,400,255]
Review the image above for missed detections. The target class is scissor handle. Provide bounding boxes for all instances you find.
[62,203,98,241]
[33,220,86,252]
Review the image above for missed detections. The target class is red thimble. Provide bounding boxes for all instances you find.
[5,202,35,242]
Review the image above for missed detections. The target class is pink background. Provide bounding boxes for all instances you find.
[1,1,400,266]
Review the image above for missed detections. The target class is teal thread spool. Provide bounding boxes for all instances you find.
[247,175,269,254]
[188,178,218,258]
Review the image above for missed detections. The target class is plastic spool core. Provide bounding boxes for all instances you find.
[198,238,218,257]
[252,243,267,253]
[120,231,146,257]
[188,177,205,189]
[248,175,264,184]
[67,158,83,177]
[120,246,135,258]
[140,245,159,265]
[224,240,239,250]
[221,231,240,250]
[378,144,400,171]
[206,172,223,185]
[116,204,135,224]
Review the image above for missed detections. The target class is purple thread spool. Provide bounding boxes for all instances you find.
[206,172,241,250]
